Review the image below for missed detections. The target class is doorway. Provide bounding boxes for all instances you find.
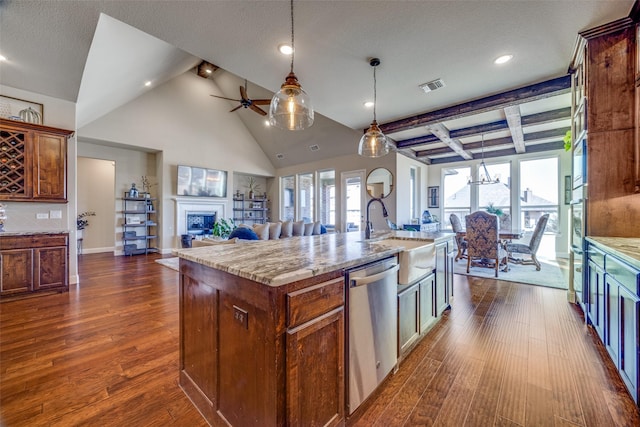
[341,170,365,233]
[77,157,116,253]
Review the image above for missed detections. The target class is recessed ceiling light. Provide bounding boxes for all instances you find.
[363,101,374,108]
[0,55,6,61]
[494,54,513,65]
[144,81,152,87]
[278,44,293,55]
[264,120,271,126]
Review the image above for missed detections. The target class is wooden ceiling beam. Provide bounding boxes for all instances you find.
[428,141,565,164]
[379,75,571,135]
[395,106,571,149]
[504,105,526,153]
[425,123,473,160]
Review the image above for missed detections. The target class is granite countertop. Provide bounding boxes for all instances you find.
[173,230,454,287]
[586,237,640,269]
[0,230,70,237]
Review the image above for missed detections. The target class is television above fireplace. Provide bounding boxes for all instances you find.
[177,165,227,198]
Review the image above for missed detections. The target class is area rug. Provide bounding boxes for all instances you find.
[155,257,179,272]
[453,257,569,289]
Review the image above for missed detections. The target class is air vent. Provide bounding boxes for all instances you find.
[276,153,285,160]
[419,78,446,93]
[309,144,320,151]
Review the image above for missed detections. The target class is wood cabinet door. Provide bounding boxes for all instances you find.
[619,285,639,403]
[0,126,32,199]
[419,274,436,334]
[286,307,344,427]
[34,246,67,290]
[605,274,621,365]
[435,242,449,316]
[0,249,33,295]
[588,259,605,340]
[33,132,66,200]
[398,284,419,356]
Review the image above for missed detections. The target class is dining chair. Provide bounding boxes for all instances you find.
[465,211,506,277]
[505,214,549,270]
[449,214,467,261]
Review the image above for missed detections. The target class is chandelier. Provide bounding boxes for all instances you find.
[468,134,500,185]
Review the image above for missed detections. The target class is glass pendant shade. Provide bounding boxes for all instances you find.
[269,71,314,130]
[358,120,390,157]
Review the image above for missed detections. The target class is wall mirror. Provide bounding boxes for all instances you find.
[366,167,394,199]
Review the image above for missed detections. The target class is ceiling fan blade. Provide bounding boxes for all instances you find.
[252,99,271,105]
[240,85,248,101]
[249,104,267,116]
[211,94,241,102]
[229,105,243,113]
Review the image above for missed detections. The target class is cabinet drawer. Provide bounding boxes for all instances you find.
[606,255,640,295]
[287,278,344,328]
[0,234,68,250]
[588,245,606,268]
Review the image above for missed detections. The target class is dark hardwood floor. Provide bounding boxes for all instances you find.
[1,253,638,426]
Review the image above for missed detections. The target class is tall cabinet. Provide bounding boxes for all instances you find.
[122,195,158,255]
[0,118,71,201]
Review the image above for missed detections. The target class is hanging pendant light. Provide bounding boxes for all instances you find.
[358,58,390,158]
[468,134,500,185]
[269,0,314,131]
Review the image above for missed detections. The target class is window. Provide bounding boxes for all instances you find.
[298,173,314,222]
[478,162,511,230]
[409,166,418,219]
[519,157,559,232]
[281,176,295,221]
[443,167,470,230]
[318,170,335,229]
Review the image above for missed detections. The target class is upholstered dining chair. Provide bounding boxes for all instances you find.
[465,211,506,277]
[449,214,467,261]
[505,213,549,271]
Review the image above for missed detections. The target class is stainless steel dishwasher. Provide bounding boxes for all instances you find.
[346,256,399,414]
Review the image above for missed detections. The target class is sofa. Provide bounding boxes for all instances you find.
[192,220,327,247]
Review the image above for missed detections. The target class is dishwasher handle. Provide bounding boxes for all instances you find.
[350,264,399,288]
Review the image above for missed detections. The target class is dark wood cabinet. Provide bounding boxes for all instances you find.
[0,118,71,202]
[0,233,68,298]
[398,283,420,357]
[179,259,345,426]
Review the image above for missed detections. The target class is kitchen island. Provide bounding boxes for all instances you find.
[173,230,453,426]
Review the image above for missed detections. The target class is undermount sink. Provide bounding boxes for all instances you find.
[369,239,436,285]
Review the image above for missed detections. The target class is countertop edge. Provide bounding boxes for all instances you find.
[586,237,640,269]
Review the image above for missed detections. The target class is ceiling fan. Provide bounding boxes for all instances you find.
[210,80,271,116]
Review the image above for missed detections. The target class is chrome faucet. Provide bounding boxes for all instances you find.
[365,197,389,239]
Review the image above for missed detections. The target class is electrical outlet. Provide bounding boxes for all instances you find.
[50,210,62,219]
[233,305,248,329]
[36,213,49,219]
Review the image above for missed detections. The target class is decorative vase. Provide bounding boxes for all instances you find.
[77,229,83,239]
[19,107,41,124]
[249,191,254,199]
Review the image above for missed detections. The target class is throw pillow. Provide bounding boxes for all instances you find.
[312,221,322,235]
[304,222,314,236]
[268,222,282,240]
[320,224,327,234]
[253,223,270,240]
[292,220,305,236]
[229,227,259,241]
[280,220,293,238]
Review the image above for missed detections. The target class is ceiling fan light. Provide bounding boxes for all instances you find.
[269,71,314,130]
[358,120,390,158]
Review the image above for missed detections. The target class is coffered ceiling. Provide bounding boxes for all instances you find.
[0,1,634,167]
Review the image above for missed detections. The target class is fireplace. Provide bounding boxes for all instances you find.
[186,211,216,235]
[174,197,227,242]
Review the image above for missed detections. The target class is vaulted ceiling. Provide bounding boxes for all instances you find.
[0,1,634,167]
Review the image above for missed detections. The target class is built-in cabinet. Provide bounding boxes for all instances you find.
[0,118,71,202]
[232,195,269,224]
[122,196,158,255]
[585,238,640,404]
[0,233,68,299]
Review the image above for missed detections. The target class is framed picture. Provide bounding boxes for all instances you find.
[0,95,44,123]
[564,175,571,205]
[428,186,439,208]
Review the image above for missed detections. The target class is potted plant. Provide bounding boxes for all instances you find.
[245,176,261,199]
[77,211,96,238]
[141,175,157,197]
[212,218,235,240]
[486,203,503,216]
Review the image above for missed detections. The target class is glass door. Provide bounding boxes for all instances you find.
[341,170,365,233]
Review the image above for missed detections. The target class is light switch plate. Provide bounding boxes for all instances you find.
[36,213,49,219]
[50,210,62,219]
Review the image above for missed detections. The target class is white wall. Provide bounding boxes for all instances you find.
[0,84,80,283]
[78,71,275,249]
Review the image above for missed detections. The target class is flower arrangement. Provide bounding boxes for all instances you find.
[77,211,96,230]
[486,203,503,217]
[245,176,261,196]
[141,175,157,195]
